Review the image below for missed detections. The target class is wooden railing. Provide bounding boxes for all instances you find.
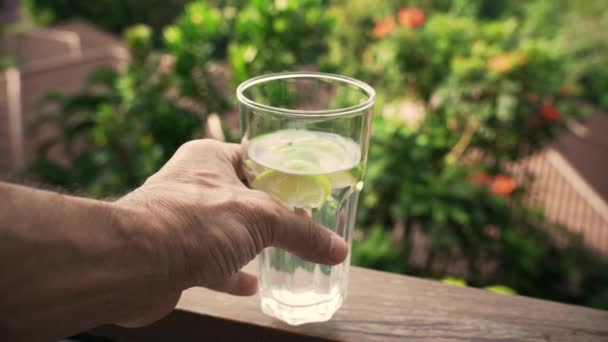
[92,264,608,341]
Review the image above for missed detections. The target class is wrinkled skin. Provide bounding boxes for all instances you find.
[115,139,348,327]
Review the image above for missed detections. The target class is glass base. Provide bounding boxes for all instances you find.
[260,293,343,325]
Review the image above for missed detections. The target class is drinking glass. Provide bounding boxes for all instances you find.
[237,72,374,325]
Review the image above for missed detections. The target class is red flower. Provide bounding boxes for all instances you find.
[398,7,425,28]
[491,175,516,196]
[373,16,396,38]
[470,172,491,185]
[540,101,561,122]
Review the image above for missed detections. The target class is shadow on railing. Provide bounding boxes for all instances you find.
[90,265,608,342]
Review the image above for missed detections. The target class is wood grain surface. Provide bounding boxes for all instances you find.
[94,263,608,341]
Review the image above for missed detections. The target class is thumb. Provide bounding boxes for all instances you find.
[268,207,348,265]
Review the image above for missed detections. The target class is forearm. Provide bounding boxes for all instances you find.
[0,182,166,340]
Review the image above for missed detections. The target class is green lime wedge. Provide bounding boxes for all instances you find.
[251,170,331,208]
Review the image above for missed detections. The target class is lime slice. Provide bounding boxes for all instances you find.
[283,159,321,173]
[251,170,331,208]
[267,133,348,165]
[291,136,347,159]
[244,159,265,174]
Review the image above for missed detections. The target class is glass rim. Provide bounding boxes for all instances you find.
[236,72,375,118]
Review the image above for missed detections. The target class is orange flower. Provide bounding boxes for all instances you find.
[470,172,491,185]
[559,84,576,96]
[491,175,516,196]
[488,54,512,73]
[540,101,561,122]
[488,52,526,74]
[398,7,425,28]
[373,16,396,38]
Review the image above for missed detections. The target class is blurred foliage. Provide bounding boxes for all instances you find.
[24,0,608,309]
[368,13,587,161]
[26,26,201,197]
[333,0,608,309]
[0,58,16,70]
[164,0,332,88]
[162,2,228,116]
[226,0,332,84]
[357,114,608,308]
[157,0,333,119]
[26,0,191,43]
[441,277,517,295]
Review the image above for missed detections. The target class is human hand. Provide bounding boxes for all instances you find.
[115,139,348,326]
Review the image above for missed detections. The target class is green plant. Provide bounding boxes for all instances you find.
[351,225,403,273]
[162,0,333,120]
[441,277,516,295]
[355,115,608,309]
[320,0,384,77]
[162,2,228,116]
[27,0,191,41]
[0,58,16,70]
[555,1,608,108]
[369,11,591,161]
[227,0,333,84]
[27,25,202,197]
[349,5,608,309]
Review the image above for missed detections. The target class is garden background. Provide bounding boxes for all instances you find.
[2,0,608,310]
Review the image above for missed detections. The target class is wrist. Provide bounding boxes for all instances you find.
[111,198,186,293]
[0,183,182,338]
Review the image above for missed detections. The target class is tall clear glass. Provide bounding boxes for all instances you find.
[237,72,374,325]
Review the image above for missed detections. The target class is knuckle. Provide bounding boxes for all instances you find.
[177,139,202,152]
[249,190,276,202]
[224,199,269,254]
[300,218,328,253]
[306,221,322,247]
[235,195,281,242]
[178,139,219,154]
[233,197,263,225]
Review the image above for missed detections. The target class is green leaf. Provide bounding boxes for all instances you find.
[441,277,467,287]
[496,94,517,122]
[449,207,470,225]
[25,159,73,189]
[36,91,67,109]
[124,24,153,60]
[87,68,119,87]
[485,285,517,295]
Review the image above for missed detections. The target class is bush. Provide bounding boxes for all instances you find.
[164,0,332,88]
[162,2,228,116]
[226,0,332,84]
[27,25,202,197]
[351,4,607,309]
[357,115,608,308]
[27,0,191,42]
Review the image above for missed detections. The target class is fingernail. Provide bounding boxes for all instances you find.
[329,234,348,264]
